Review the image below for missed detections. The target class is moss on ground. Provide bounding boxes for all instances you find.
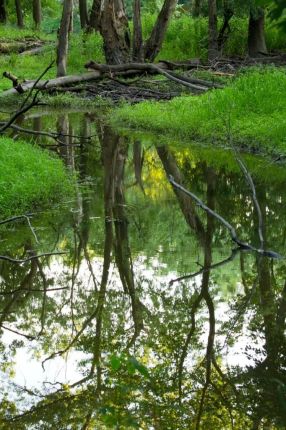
[0,137,73,217]
[112,68,286,157]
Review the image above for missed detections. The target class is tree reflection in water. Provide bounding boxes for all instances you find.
[0,115,285,429]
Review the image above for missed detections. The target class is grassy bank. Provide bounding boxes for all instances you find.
[112,68,286,156]
[0,137,73,217]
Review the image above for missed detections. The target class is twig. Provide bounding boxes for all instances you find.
[0,62,54,134]
[0,251,66,264]
[0,214,38,242]
[0,122,93,142]
[234,153,264,250]
[1,325,35,340]
[0,214,34,226]
[0,287,68,295]
[19,61,54,110]
[170,248,240,285]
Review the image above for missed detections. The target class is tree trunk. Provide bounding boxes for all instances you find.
[248,7,267,57]
[79,0,89,29]
[69,0,74,33]
[100,0,131,64]
[57,0,73,77]
[0,0,6,23]
[208,0,219,60]
[88,0,101,32]
[193,0,201,17]
[144,0,177,62]
[132,0,143,61]
[33,0,42,30]
[15,0,24,28]
[217,4,233,51]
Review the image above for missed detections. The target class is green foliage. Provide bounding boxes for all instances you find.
[112,67,286,156]
[0,29,104,93]
[0,136,73,217]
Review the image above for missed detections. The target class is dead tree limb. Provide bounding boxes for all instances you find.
[234,153,264,250]
[85,61,214,91]
[170,248,239,286]
[2,71,24,93]
[169,176,283,259]
[0,251,66,264]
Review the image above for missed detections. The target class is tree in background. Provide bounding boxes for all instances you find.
[57,0,73,76]
[144,0,178,61]
[79,0,89,29]
[15,0,24,27]
[208,0,218,59]
[0,0,6,23]
[248,4,267,56]
[33,0,42,29]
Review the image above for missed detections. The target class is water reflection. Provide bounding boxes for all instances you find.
[0,110,285,429]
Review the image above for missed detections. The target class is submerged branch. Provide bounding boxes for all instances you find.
[234,153,264,250]
[170,248,240,286]
[169,176,283,259]
[0,251,66,264]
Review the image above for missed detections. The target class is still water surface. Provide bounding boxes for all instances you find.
[0,109,285,429]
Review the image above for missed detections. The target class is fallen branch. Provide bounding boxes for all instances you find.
[0,71,103,97]
[3,72,24,94]
[170,248,239,285]
[85,61,216,92]
[0,122,93,143]
[0,251,66,264]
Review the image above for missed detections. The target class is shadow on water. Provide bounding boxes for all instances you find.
[0,109,286,429]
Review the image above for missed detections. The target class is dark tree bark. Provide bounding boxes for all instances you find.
[132,0,143,61]
[32,0,42,30]
[79,0,89,29]
[0,0,6,23]
[193,0,201,17]
[217,4,233,51]
[248,7,268,57]
[208,0,219,60]
[57,0,73,77]
[144,0,177,62]
[100,0,131,64]
[88,0,100,32]
[15,0,24,28]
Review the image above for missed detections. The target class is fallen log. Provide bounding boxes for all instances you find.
[0,71,102,97]
[0,60,222,97]
[0,41,43,54]
[2,71,24,93]
[20,45,52,56]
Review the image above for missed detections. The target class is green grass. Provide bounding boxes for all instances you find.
[0,137,73,217]
[112,68,286,156]
[0,27,104,93]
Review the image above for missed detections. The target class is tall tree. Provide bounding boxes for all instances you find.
[144,0,177,62]
[57,0,73,77]
[33,0,42,30]
[193,0,201,16]
[248,6,267,56]
[15,0,24,28]
[79,0,89,29]
[0,0,6,23]
[132,0,143,61]
[88,0,100,31]
[99,0,131,64]
[208,0,219,59]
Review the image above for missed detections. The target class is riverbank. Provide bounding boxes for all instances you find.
[112,68,286,157]
[0,137,73,217]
